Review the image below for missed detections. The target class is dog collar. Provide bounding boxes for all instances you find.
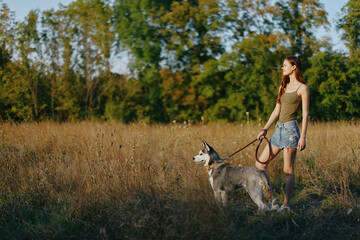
[204,162,219,174]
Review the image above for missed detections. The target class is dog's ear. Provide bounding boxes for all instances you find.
[204,141,211,152]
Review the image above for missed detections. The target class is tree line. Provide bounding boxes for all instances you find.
[0,0,359,123]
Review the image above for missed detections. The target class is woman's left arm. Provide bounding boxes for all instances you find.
[298,85,310,151]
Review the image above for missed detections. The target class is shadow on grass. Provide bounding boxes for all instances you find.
[1,185,360,240]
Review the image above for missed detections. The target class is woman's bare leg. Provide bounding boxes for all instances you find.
[255,144,281,199]
[282,148,297,206]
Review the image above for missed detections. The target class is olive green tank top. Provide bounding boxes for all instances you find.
[278,85,302,124]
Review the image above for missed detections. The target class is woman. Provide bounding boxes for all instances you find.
[256,56,309,212]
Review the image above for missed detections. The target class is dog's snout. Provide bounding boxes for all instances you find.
[192,157,195,160]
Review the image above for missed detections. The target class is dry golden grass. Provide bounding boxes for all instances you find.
[0,121,359,239]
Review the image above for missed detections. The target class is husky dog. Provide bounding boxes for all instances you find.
[193,141,272,211]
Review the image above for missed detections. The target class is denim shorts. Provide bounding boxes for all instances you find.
[270,120,300,149]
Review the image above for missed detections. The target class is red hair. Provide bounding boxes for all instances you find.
[276,56,305,104]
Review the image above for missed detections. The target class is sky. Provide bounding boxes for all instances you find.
[3,0,349,73]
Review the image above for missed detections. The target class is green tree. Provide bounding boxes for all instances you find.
[305,52,358,120]
[158,0,224,70]
[337,0,360,59]
[223,0,277,39]
[274,0,329,68]
[12,10,46,120]
[0,4,15,120]
[42,8,69,119]
[113,0,171,72]
[42,7,85,120]
[212,33,288,122]
[159,68,200,121]
[65,0,114,118]
[345,56,360,118]
[0,3,14,67]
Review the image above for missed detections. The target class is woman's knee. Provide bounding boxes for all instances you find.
[283,148,296,174]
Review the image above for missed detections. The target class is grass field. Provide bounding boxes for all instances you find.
[0,121,359,239]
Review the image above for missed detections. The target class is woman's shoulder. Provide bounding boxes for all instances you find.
[299,83,308,91]
[298,84,309,96]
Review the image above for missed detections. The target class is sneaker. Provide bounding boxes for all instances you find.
[268,199,279,210]
[277,205,290,212]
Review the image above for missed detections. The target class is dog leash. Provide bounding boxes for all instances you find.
[222,137,272,165]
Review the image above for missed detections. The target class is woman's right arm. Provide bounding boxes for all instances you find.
[257,103,281,140]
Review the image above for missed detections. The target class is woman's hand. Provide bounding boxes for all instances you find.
[298,137,306,151]
[257,129,267,140]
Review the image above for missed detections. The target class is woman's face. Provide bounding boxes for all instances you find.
[282,60,295,76]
